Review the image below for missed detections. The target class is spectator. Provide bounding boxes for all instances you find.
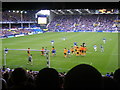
[0,69,7,90]
[34,68,61,90]
[102,76,117,89]
[8,67,35,90]
[0,77,8,90]
[64,64,103,90]
[113,68,120,89]
[2,70,9,83]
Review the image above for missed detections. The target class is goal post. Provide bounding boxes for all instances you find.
[3,48,50,68]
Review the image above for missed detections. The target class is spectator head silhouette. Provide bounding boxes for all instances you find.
[35,68,61,90]
[64,64,103,90]
[10,67,27,84]
[113,68,120,84]
[102,76,116,89]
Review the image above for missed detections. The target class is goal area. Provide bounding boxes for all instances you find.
[3,48,50,69]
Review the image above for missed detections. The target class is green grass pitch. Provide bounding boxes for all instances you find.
[2,32,118,75]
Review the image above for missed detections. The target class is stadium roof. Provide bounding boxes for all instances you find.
[2,2,119,11]
[50,9,119,15]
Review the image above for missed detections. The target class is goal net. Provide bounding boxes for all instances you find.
[3,48,50,70]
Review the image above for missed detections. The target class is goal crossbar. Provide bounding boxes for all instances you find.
[3,48,50,68]
[5,49,50,52]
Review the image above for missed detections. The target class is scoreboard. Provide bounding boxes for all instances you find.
[37,15,49,30]
[37,15,48,24]
[38,17,47,24]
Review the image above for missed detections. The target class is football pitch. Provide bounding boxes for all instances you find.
[2,32,119,75]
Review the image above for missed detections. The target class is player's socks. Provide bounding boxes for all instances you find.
[80,52,82,55]
[83,53,86,56]
[81,53,83,56]
[76,54,79,56]
[64,55,67,58]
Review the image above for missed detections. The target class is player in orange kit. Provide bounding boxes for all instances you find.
[76,46,80,56]
[64,48,68,58]
[41,47,44,56]
[74,45,78,54]
[27,48,31,56]
[70,46,74,55]
[83,46,87,56]
[79,45,83,55]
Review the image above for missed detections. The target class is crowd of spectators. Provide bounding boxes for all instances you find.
[47,14,118,31]
[1,11,37,38]
[2,11,119,32]
[1,64,120,90]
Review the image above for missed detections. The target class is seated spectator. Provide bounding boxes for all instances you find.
[8,67,34,90]
[0,69,7,90]
[2,70,9,83]
[64,64,103,90]
[102,76,117,89]
[0,78,8,90]
[34,68,61,90]
[113,68,120,89]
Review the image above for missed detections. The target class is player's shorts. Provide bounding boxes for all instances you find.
[64,53,67,55]
[68,53,70,55]
[94,47,97,49]
[82,50,84,53]
[29,59,32,62]
[72,51,74,53]
[52,51,55,53]
[27,51,30,54]
[41,51,44,54]
[5,51,8,54]
[77,52,79,54]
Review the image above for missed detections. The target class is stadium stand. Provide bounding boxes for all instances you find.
[1,10,45,38]
[1,10,119,38]
[1,64,120,90]
[47,14,118,31]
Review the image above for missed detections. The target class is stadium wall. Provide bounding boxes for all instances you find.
[1,28,43,38]
[1,29,119,39]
